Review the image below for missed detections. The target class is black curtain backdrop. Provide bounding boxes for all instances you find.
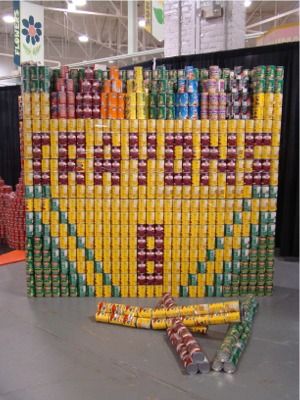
[0,85,21,188]
[126,42,299,257]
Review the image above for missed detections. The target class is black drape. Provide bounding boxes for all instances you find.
[125,42,299,257]
[0,85,21,188]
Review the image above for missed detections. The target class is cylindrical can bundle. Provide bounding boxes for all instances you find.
[212,296,258,373]
[167,319,210,375]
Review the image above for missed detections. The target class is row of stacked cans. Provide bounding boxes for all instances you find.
[22,106,282,297]
[22,64,283,121]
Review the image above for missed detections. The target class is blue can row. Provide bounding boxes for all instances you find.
[175,92,199,106]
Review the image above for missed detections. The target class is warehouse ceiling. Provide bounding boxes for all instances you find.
[0,0,298,68]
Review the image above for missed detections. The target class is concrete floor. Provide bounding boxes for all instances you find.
[0,260,298,400]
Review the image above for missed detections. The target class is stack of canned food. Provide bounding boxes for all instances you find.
[212,295,258,373]
[22,63,283,298]
[0,177,25,250]
[23,63,284,121]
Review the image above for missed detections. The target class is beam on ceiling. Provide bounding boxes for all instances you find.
[43,7,127,18]
[246,8,300,29]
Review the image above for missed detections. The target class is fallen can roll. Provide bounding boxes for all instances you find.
[155,292,208,334]
[167,318,210,374]
[212,295,258,373]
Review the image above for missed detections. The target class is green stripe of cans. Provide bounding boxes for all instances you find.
[51,237,59,248]
[103,273,111,285]
[224,262,232,273]
[34,212,42,224]
[260,224,268,237]
[252,186,261,198]
[60,212,68,223]
[78,274,86,285]
[180,286,189,297]
[77,237,85,248]
[215,274,223,285]
[60,249,68,261]
[234,212,242,224]
[268,212,276,224]
[225,225,233,236]
[247,286,256,295]
[34,224,43,236]
[251,225,259,236]
[158,106,166,119]
[256,286,265,296]
[26,225,34,237]
[260,212,269,224]
[60,274,69,284]
[70,274,78,285]
[250,236,259,248]
[223,286,232,297]
[215,285,223,297]
[265,285,273,295]
[158,79,167,92]
[243,199,251,211]
[149,106,157,119]
[231,286,239,297]
[232,261,240,273]
[69,262,77,273]
[241,249,249,261]
[166,94,175,106]
[112,285,120,297]
[240,262,249,273]
[239,285,248,296]
[149,94,157,106]
[188,274,197,286]
[166,107,175,119]
[240,274,248,284]
[52,274,60,285]
[274,80,284,93]
[241,237,250,249]
[267,224,276,236]
[26,212,34,224]
[207,249,215,261]
[261,186,269,198]
[86,249,94,261]
[35,287,45,297]
[231,273,240,285]
[222,273,232,286]
[61,287,70,297]
[70,286,78,297]
[95,262,103,273]
[60,261,69,274]
[248,274,257,286]
[87,285,95,297]
[51,199,60,211]
[51,248,59,260]
[157,93,166,106]
[232,249,241,261]
[34,185,42,198]
[68,224,76,236]
[269,186,278,198]
[43,225,50,235]
[78,285,86,297]
[206,285,215,297]
[216,237,224,249]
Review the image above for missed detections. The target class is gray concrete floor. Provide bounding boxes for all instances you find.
[0,259,298,400]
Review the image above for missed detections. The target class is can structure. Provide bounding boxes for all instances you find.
[23,64,283,297]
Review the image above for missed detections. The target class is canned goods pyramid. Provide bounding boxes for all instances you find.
[23,63,283,298]
[94,294,259,374]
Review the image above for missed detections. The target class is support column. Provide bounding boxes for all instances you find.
[164,0,246,57]
[128,0,138,54]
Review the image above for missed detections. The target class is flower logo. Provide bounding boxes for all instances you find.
[22,15,42,46]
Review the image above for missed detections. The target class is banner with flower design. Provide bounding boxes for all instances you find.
[13,1,44,65]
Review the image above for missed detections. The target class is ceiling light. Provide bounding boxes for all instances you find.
[138,18,146,28]
[68,2,76,11]
[108,60,114,64]
[78,34,89,43]
[2,15,15,24]
[73,0,87,6]
[244,0,252,7]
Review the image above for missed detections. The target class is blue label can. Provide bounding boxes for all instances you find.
[176,106,188,119]
[188,106,199,120]
[176,93,188,107]
[186,79,198,94]
[188,92,199,106]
